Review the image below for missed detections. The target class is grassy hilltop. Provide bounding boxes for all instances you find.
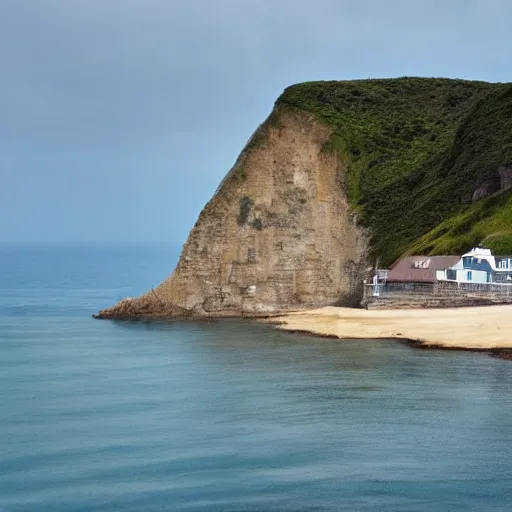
[276,77,512,265]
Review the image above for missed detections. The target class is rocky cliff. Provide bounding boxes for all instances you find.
[96,110,368,319]
[96,77,512,320]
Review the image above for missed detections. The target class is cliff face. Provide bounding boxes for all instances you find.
[96,110,368,319]
[96,77,512,320]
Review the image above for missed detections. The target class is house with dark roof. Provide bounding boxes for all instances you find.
[386,255,460,285]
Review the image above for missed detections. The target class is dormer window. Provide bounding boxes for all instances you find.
[413,259,430,269]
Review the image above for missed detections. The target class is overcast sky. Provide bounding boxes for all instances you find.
[1,0,511,245]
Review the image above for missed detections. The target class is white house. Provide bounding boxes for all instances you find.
[436,247,512,284]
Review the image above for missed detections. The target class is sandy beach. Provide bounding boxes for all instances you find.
[270,305,512,350]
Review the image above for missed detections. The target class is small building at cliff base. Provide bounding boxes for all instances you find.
[436,247,512,284]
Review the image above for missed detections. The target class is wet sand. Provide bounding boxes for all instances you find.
[270,305,512,351]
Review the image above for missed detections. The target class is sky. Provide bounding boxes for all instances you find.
[1,0,512,245]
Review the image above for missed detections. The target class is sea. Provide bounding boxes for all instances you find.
[1,244,511,512]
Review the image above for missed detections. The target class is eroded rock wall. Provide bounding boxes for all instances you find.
[96,110,368,319]
[472,166,512,201]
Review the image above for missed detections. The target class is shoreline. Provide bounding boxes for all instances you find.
[94,304,512,361]
[275,327,512,360]
[266,305,512,360]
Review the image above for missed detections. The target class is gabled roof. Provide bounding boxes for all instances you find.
[387,255,460,283]
[460,247,512,271]
[462,247,496,270]
[463,247,492,257]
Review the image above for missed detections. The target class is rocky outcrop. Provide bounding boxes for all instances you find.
[95,109,368,319]
[472,166,512,201]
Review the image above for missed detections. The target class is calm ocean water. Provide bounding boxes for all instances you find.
[1,245,511,512]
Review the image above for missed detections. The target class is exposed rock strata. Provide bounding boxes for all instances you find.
[95,110,368,319]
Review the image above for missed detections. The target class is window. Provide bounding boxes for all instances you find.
[413,259,430,269]
[467,271,472,281]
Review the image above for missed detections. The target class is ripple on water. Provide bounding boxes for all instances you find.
[1,247,512,512]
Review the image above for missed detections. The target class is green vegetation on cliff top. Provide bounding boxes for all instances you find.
[276,77,512,265]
